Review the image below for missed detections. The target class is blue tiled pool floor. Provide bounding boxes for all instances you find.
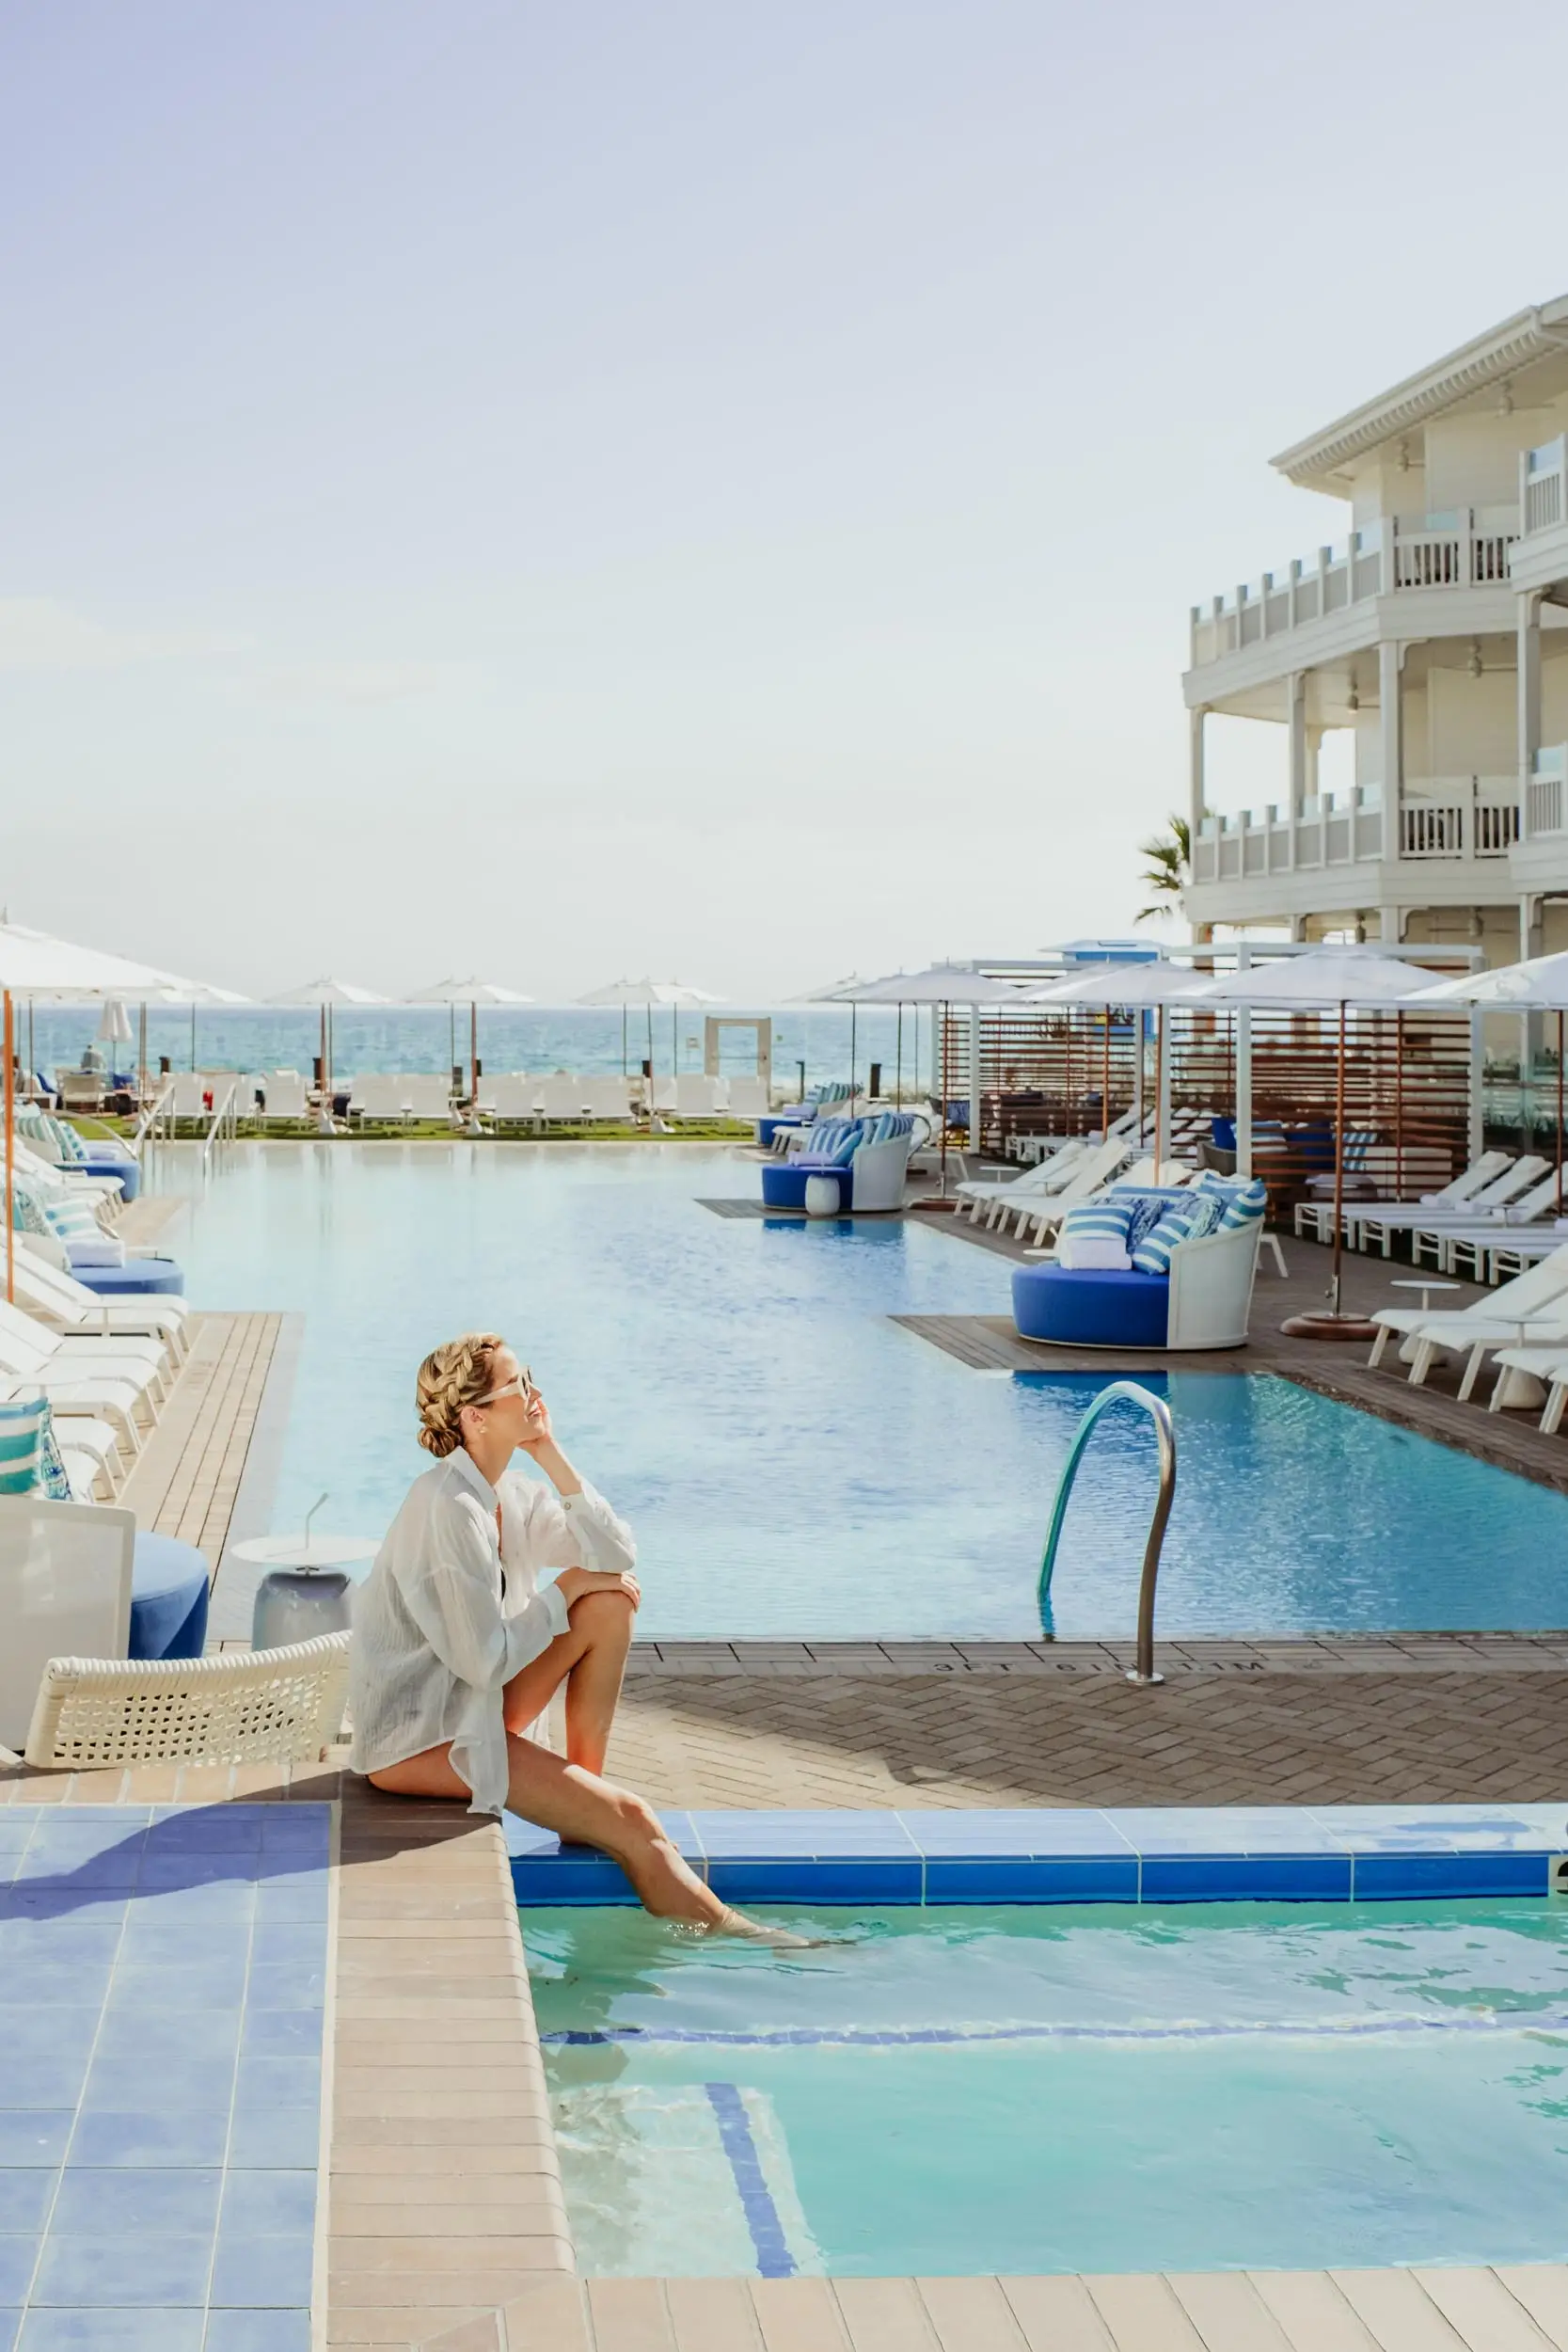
[508,1802,1568,1908]
[0,1804,329,2352]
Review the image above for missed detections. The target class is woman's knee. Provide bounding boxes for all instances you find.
[568,1587,636,1643]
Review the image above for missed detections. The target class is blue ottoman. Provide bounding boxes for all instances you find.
[761,1161,847,1212]
[71,1258,186,1297]
[1012,1264,1170,1349]
[130,1533,210,1661]
[77,1157,139,1201]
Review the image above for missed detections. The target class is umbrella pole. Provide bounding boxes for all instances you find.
[1559,1010,1564,1215]
[137,1002,147,1106]
[1101,1008,1111,1141]
[1330,998,1348,1318]
[26,1001,33,1100]
[622,1006,627,1079]
[191,1002,197,1072]
[469,1001,481,1135]
[1154,1007,1164,1172]
[4,989,13,1305]
[895,1002,903,1106]
[850,1003,857,1104]
[939,1000,949,1197]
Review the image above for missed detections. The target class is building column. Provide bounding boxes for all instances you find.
[1378,639,1403,815]
[1286,673,1307,818]
[1305,723,1323,806]
[1378,907,1402,944]
[1518,589,1543,808]
[1189,704,1207,839]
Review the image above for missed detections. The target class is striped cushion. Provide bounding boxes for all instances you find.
[1057,1196,1133,1270]
[1177,1192,1226,1241]
[1132,1206,1195,1276]
[1218,1178,1267,1230]
[1119,1190,1185,1260]
[0,1393,71,1501]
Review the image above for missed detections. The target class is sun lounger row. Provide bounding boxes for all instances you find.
[0,1238,192,1502]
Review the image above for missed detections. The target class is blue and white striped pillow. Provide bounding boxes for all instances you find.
[1132,1206,1195,1276]
[0,1393,71,1501]
[1057,1196,1134,1269]
[1218,1178,1267,1230]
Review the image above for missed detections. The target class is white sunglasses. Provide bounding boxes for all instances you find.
[469,1367,538,1410]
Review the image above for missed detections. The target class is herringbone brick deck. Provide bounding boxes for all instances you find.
[608,1664,1568,1807]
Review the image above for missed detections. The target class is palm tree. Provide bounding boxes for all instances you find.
[1135,815,1190,923]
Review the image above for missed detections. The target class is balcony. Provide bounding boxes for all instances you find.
[1190,510,1519,669]
[1526,745,1568,838]
[1523,437,1566,538]
[1191,778,1519,888]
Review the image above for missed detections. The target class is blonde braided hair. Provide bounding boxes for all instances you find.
[416,1331,507,1458]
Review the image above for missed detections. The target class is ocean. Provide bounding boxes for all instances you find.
[24,1002,936,1097]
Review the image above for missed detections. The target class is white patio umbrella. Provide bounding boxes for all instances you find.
[1416,951,1568,1211]
[408,979,534,1134]
[832,967,1028,1191]
[1203,946,1444,1328]
[1022,961,1221,1170]
[274,978,393,1133]
[0,922,235,1301]
[578,978,722,1078]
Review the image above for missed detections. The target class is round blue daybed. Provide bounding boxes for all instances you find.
[72,1258,186,1297]
[1012,1264,1171,1350]
[760,1162,847,1212]
[130,1532,210,1661]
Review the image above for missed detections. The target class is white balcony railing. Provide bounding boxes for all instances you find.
[1527,746,1568,838]
[1190,509,1519,668]
[1191,779,1519,887]
[1522,437,1566,538]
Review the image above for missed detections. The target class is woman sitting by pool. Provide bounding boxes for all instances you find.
[352,1331,768,1935]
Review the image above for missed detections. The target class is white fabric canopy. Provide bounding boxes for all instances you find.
[273,977,389,1008]
[578,977,721,1008]
[0,921,209,1000]
[407,977,533,1007]
[1020,961,1220,1009]
[1414,951,1568,1009]
[1201,946,1441,1009]
[832,965,1024,1006]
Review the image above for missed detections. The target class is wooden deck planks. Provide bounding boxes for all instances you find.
[119,1311,282,1569]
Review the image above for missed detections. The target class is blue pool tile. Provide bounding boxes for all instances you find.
[705,1859,925,1904]
[1104,1807,1350,1855]
[689,1810,921,1857]
[24,1818,148,1855]
[0,2244,37,2307]
[0,2121,71,2169]
[136,1852,256,1893]
[147,1807,264,1849]
[0,1816,39,1850]
[81,2055,237,2114]
[69,2111,230,2169]
[244,1963,325,2013]
[0,2059,91,2111]
[234,2058,320,2111]
[96,2010,242,2069]
[241,2012,322,2058]
[116,1920,251,1965]
[225,2109,318,2169]
[0,2172,55,2233]
[252,1885,327,1924]
[128,1883,256,1926]
[219,2169,316,2236]
[0,1966,111,2012]
[246,1925,325,1970]
[513,1855,638,1905]
[0,1895,128,1928]
[19,2309,205,2350]
[210,2232,314,2308]
[31,2232,212,2306]
[52,2166,222,2236]
[0,2012,102,2063]
[1138,1853,1354,1902]
[106,1959,249,2010]
[897,1808,1133,1857]
[204,2313,311,2352]
[0,2311,17,2352]
[1312,1806,1560,1853]
[923,1854,1140,1903]
[1353,1851,1550,1899]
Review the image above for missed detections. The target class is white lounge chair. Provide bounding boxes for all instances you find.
[1367,1244,1568,1375]
[487,1074,542,1125]
[726,1077,769,1121]
[258,1071,309,1123]
[534,1074,594,1124]
[1489,1346,1568,1433]
[581,1076,636,1124]
[0,1298,172,1402]
[1009,1139,1137,1247]
[0,1497,136,1751]
[1385,1248,1568,1401]
[0,1330,159,1450]
[12,1239,189,1359]
[19,1629,351,1772]
[1347,1157,1549,1258]
[1408,1170,1568,1277]
[957,1140,1096,1227]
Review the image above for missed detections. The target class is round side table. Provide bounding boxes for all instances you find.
[229,1534,379,1650]
[803,1174,843,1217]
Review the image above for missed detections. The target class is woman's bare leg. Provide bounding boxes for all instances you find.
[500,1589,633,1774]
[369,1732,726,1926]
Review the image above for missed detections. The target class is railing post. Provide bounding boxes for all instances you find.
[1037,1381,1175,1685]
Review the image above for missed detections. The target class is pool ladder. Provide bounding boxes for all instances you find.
[1037,1381,1175,1686]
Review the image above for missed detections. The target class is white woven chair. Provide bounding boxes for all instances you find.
[20,1631,351,1772]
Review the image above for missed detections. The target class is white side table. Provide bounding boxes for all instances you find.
[803,1175,843,1218]
[229,1534,378,1649]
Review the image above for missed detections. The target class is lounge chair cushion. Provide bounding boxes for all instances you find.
[0,1393,72,1502]
[1012,1265,1170,1349]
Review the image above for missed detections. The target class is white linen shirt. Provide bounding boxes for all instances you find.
[349,1447,637,1817]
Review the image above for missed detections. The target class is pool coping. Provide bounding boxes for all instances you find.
[509,1802,1568,1907]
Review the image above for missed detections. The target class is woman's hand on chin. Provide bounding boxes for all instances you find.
[556,1566,641,1610]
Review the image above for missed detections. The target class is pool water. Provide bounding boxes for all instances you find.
[173,1141,1568,1637]
[526,1899,1568,2277]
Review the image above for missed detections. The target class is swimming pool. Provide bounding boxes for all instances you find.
[527,1896,1568,2277]
[173,1141,1568,1637]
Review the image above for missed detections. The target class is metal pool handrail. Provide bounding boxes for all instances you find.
[1037,1380,1175,1687]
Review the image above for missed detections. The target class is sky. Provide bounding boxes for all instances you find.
[3,0,1567,1002]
